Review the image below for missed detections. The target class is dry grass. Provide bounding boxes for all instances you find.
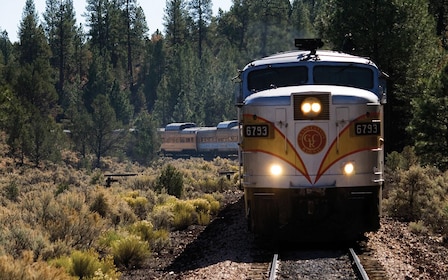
[0,143,239,276]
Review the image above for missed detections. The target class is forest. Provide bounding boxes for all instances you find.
[0,0,447,169]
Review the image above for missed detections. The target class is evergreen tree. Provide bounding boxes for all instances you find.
[88,94,125,168]
[188,0,212,59]
[429,0,448,48]
[290,0,315,37]
[86,0,109,54]
[216,0,250,52]
[143,32,165,113]
[127,111,160,165]
[246,0,292,57]
[408,62,448,170]
[12,0,61,165]
[318,0,440,153]
[164,0,189,48]
[43,0,78,109]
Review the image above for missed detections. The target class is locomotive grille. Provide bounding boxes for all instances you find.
[293,93,330,120]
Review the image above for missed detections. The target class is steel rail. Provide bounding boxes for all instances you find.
[268,253,279,280]
[349,247,370,280]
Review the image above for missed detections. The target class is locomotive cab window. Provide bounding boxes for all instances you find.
[313,65,373,90]
[247,66,308,93]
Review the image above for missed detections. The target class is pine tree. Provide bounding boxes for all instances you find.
[318,0,440,153]
[13,0,61,165]
[188,0,212,59]
[44,0,78,109]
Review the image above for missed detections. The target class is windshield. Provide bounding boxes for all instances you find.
[313,65,373,90]
[247,66,308,93]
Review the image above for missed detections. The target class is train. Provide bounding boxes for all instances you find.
[237,39,386,240]
[158,120,239,158]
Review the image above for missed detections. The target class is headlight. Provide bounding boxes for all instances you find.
[301,97,321,117]
[343,162,355,175]
[270,164,283,176]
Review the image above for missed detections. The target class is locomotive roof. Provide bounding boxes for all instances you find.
[243,50,377,70]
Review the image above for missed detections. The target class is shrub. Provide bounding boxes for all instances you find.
[90,192,110,218]
[149,204,174,230]
[111,235,150,269]
[150,229,170,253]
[0,251,72,280]
[202,194,221,215]
[45,194,107,249]
[70,250,101,279]
[1,222,49,259]
[123,193,149,220]
[51,250,120,279]
[384,158,448,236]
[127,221,170,253]
[4,181,19,202]
[172,200,196,230]
[191,198,211,225]
[128,220,154,242]
[155,164,184,198]
[409,220,428,234]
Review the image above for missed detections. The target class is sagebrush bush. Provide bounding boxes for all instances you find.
[51,249,120,279]
[111,235,150,269]
[128,220,154,242]
[150,229,170,253]
[0,154,239,274]
[123,192,150,220]
[70,250,101,278]
[172,200,196,230]
[149,204,174,229]
[0,251,72,280]
[90,191,110,218]
[44,194,106,249]
[127,220,170,253]
[202,193,221,215]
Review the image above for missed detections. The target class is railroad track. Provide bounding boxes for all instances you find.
[248,245,388,279]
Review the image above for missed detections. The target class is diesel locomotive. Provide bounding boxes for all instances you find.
[237,39,387,239]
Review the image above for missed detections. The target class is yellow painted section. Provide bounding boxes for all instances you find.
[243,112,382,185]
[242,115,311,182]
[316,113,381,182]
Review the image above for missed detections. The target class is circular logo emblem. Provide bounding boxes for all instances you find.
[297,125,326,154]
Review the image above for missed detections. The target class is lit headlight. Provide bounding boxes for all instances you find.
[301,97,321,117]
[270,164,283,176]
[343,162,355,175]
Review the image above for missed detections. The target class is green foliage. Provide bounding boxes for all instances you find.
[408,62,448,171]
[150,204,174,230]
[70,250,101,279]
[51,250,120,280]
[172,200,196,230]
[4,181,19,202]
[122,191,150,220]
[127,112,160,165]
[0,158,236,276]
[384,149,448,236]
[155,164,184,198]
[90,192,110,218]
[127,220,170,253]
[111,235,150,269]
[0,251,72,280]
